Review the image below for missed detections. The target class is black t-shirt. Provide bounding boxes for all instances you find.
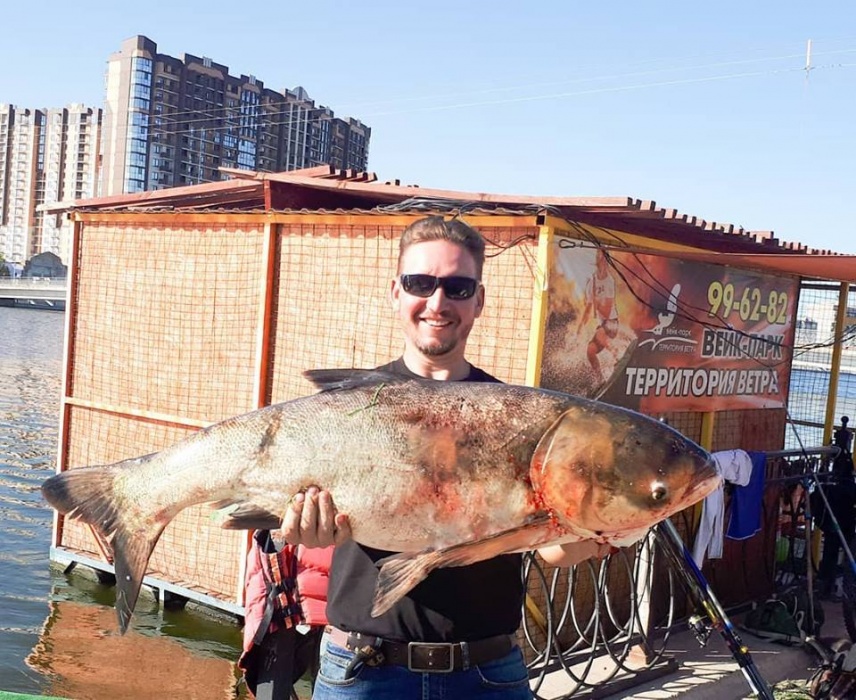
[325,358,524,643]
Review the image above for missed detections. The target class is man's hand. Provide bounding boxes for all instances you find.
[280,486,351,548]
[537,540,615,568]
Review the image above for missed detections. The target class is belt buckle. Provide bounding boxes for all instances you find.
[407,642,456,673]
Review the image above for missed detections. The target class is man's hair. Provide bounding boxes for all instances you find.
[398,216,486,279]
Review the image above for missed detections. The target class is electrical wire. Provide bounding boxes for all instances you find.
[8,46,856,140]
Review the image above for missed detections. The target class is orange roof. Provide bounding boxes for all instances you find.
[61,166,856,283]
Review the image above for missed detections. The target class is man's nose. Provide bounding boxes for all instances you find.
[425,287,449,310]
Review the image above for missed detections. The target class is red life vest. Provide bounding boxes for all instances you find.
[240,531,333,660]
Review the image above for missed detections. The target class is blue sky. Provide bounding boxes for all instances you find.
[3,1,856,252]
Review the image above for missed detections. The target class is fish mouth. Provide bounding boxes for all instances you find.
[677,452,722,510]
[652,452,721,519]
[683,455,721,502]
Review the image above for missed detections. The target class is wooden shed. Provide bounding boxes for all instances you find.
[48,165,856,621]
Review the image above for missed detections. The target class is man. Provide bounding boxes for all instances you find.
[834,416,853,455]
[816,417,855,599]
[282,216,605,699]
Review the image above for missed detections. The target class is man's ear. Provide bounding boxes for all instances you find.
[390,277,400,310]
[474,284,485,318]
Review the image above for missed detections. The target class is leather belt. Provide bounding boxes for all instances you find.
[325,625,516,673]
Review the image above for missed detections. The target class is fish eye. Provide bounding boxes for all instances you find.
[650,481,668,502]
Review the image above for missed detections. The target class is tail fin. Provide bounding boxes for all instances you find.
[111,525,164,633]
[42,466,167,634]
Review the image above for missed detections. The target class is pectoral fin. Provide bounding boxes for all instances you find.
[372,516,556,617]
[211,501,282,530]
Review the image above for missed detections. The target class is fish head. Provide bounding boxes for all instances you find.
[530,401,720,541]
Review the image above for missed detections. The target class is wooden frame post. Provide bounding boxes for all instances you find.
[823,282,849,445]
[236,220,278,609]
[525,224,553,388]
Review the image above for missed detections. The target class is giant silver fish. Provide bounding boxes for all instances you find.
[42,370,720,633]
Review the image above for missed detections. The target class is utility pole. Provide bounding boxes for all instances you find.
[805,38,813,81]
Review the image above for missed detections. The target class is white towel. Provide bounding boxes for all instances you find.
[691,449,753,566]
[714,449,752,487]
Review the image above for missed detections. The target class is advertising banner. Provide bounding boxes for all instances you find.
[540,239,798,413]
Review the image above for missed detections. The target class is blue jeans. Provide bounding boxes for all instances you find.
[312,633,533,699]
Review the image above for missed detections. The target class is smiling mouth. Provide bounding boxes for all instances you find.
[421,318,452,328]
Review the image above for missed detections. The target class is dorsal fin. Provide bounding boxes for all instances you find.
[302,369,414,393]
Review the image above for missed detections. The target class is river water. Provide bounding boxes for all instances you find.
[0,307,249,698]
[786,367,856,449]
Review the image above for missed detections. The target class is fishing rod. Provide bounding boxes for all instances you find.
[656,518,775,700]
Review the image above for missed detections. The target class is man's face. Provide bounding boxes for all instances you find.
[391,240,484,358]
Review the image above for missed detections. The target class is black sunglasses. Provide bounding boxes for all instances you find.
[399,274,480,300]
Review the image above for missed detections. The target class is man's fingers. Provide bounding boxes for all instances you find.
[317,491,336,542]
[600,544,618,559]
[280,492,305,544]
[280,488,348,548]
[333,514,352,546]
[300,487,320,541]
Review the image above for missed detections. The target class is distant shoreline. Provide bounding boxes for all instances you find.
[792,361,856,374]
[792,346,856,374]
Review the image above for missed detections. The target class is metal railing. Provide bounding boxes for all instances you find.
[0,278,67,301]
[524,533,678,699]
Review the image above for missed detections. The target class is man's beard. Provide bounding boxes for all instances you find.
[416,337,457,357]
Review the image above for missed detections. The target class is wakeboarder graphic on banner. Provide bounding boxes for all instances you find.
[540,238,798,413]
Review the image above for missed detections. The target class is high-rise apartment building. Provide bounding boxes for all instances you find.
[307,106,371,174]
[101,36,371,196]
[0,104,102,267]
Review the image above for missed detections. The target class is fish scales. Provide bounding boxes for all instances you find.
[231,380,568,549]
